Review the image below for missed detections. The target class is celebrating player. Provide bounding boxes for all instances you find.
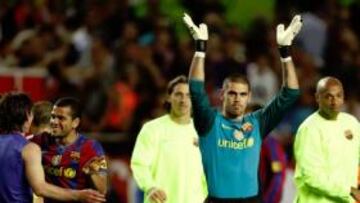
[0,92,105,203]
[31,97,108,202]
[183,13,302,202]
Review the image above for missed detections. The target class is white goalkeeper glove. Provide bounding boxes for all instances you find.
[276,15,303,46]
[183,13,208,52]
[276,15,303,59]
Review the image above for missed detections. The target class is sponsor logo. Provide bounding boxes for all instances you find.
[64,168,77,178]
[345,129,353,140]
[218,137,255,150]
[44,166,77,179]
[51,155,62,166]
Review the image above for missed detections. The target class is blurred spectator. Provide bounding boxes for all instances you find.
[0,1,360,201]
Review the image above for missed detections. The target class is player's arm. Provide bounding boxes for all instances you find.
[130,124,168,202]
[82,141,109,195]
[87,157,108,194]
[182,13,215,135]
[183,13,208,81]
[352,123,360,201]
[276,15,302,89]
[257,15,303,136]
[90,173,107,195]
[22,142,106,202]
[131,124,159,192]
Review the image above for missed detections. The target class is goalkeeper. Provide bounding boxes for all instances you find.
[183,13,302,202]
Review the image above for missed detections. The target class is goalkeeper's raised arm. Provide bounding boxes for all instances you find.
[276,15,303,89]
[183,13,208,82]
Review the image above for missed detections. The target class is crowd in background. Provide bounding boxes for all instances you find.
[1,0,360,201]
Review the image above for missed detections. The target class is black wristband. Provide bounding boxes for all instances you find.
[278,46,290,58]
[196,40,207,52]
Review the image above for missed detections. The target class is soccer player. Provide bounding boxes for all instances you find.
[31,97,108,202]
[131,75,208,203]
[0,92,105,203]
[30,101,53,203]
[183,13,302,202]
[30,101,53,135]
[294,77,360,203]
[259,132,288,203]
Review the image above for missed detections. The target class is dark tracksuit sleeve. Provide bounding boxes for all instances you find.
[189,79,217,136]
[257,87,300,137]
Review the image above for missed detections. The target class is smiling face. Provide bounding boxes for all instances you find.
[222,81,251,119]
[50,106,79,137]
[316,77,344,119]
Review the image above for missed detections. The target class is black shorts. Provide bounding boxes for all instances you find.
[204,195,262,203]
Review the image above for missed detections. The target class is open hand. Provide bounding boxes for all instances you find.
[76,189,106,203]
[183,13,208,41]
[276,15,303,46]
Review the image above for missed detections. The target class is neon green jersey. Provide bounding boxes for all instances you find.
[294,111,360,203]
[131,115,207,203]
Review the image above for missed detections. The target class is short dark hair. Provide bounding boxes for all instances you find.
[54,97,82,119]
[0,92,33,133]
[222,73,251,91]
[163,75,188,112]
[32,101,52,127]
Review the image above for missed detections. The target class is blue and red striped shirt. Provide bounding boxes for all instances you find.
[260,136,287,203]
[31,133,107,203]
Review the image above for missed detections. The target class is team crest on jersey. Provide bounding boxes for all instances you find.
[345,129,353,140]
[193,137,199,147]
[233,130,244,141]
[271,161,283,172]
[51,155,62,166]
[241,122,253,132]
